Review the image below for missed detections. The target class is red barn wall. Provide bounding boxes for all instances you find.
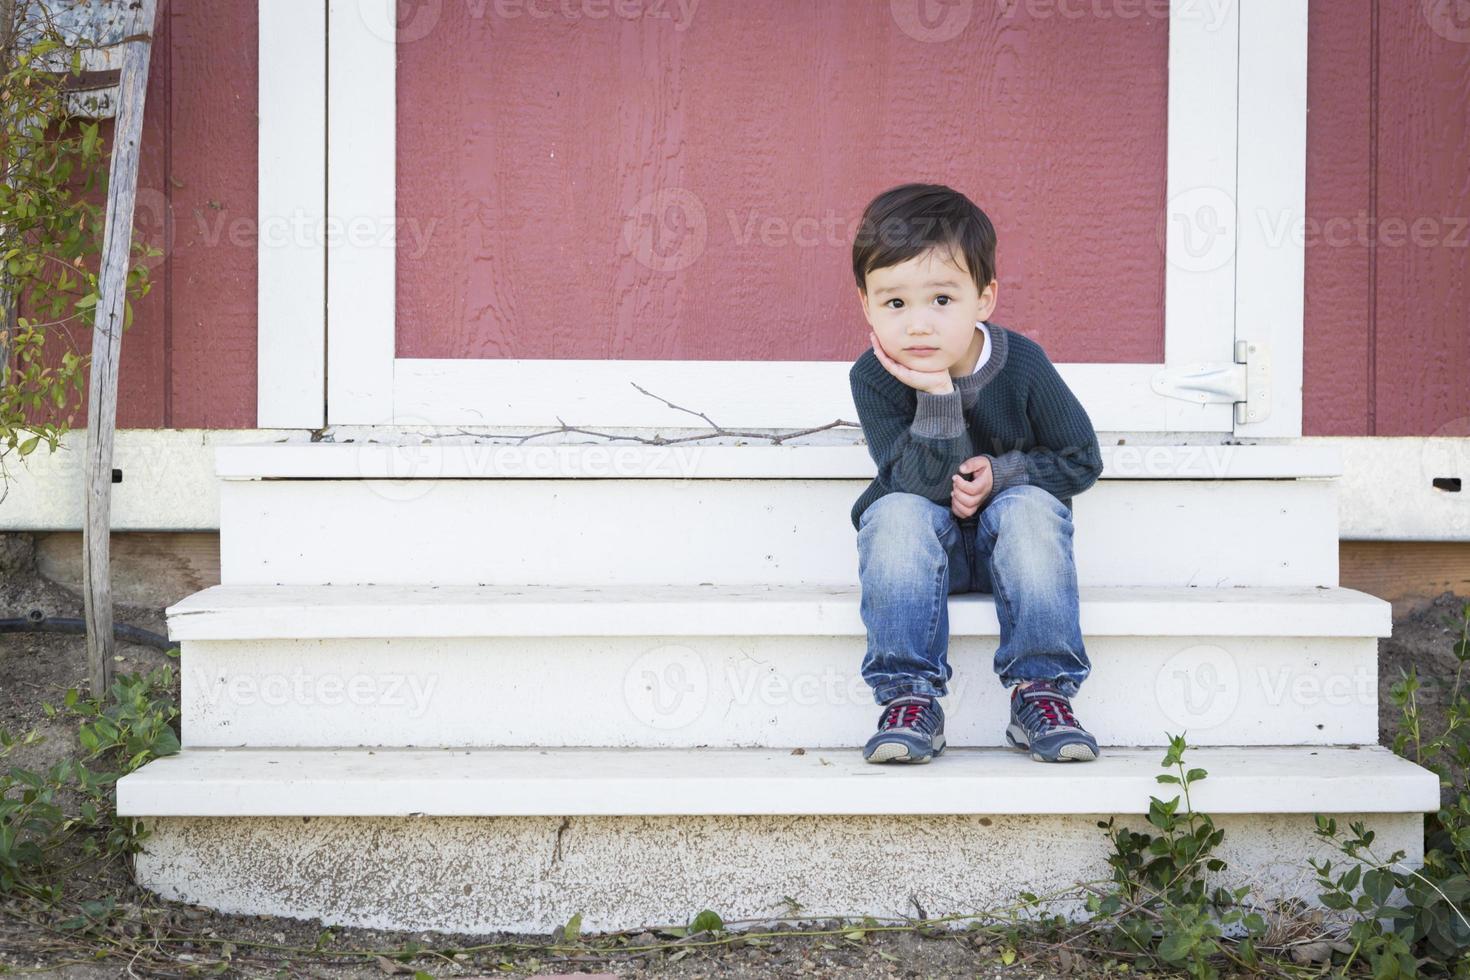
[50,2,1467,436]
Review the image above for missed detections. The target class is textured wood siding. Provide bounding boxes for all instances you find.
[35,2,1467,435]
[1305,1,1470,437]
[394,1,1169,364]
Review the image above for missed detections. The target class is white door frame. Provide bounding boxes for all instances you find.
[259,0,1306,437]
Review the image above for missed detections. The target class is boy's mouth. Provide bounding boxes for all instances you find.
[906,347,939,355]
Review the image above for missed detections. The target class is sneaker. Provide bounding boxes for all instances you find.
[1005,681,1099,763]
[863,694,946,764]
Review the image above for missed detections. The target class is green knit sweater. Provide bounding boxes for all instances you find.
[848,321,1104,531]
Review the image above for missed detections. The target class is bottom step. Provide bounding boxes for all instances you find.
[118,746,1435,934]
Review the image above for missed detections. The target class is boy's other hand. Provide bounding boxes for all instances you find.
[870,332,954,394]
[951,455,993,520]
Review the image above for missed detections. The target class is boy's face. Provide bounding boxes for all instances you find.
[858,246,998,375]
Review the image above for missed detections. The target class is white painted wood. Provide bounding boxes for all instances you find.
[1162,0,1238,438]
[167,583,1389,640]
[1,432,1459,542]
[393,359,1185,431]
[175,631,1381,748]
[257,1,326,428]
[1337,436,1470,541]
[0,429,293,532]
[213,442,1343,480]
[324,0,394,424]
[1234,0,1308,438]
[128,810,1424,935]
[116,745,1437,817]
[322,3,1266,432]
[217,478,1341,587]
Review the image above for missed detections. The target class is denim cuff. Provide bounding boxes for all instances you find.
[1001,675,1083,698]
[871,678,947,704]
[911,389,966,439]
[985,449,1030,496]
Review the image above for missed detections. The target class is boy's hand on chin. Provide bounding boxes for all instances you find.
[870,332,954,394]
[950,455,993,520]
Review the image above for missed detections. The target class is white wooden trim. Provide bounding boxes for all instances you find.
[256,1,326,427]
[1162,0,1238,433]
[0,431,1459,541]
[1235,0,1308,437]
[211,443,1344,480]
[167,583,1386,640]
[392,359,1181,430]
[325,0,395,424]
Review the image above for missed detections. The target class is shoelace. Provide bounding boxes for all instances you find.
[1016,684,1079,730]
[880,697,933,731]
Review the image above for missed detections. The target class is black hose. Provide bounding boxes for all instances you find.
[0,609,175,651]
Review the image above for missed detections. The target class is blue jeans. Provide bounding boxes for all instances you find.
[855,486,1090,703]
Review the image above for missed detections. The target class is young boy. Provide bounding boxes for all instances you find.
[848,182,1104,765]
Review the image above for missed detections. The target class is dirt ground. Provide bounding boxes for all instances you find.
[1,532,1465,978]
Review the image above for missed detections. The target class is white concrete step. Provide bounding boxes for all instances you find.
[170,583,1388,748]
[116,745,1435,934]
[216,444,1342,588]
[117,745,1435,816]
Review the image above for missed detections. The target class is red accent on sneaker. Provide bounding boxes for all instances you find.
[1015,682,1079,728]
[881,696,932,729]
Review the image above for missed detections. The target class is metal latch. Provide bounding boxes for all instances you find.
[1150,340,1270,425]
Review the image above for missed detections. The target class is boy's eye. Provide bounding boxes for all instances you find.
[884,295,953,309]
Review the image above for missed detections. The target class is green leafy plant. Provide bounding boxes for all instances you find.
[0,2,161,489]
[1313,599,1470,976]
[0,656,180,900]
[1089,734,1264,979]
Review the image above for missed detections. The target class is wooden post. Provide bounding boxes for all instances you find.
[0,0,18,390]
[82,0,158,698]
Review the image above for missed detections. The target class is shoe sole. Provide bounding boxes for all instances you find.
[864,733,947,764]
[1006,723,1098,763]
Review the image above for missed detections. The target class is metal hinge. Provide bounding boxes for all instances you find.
[1149,340,1271,425]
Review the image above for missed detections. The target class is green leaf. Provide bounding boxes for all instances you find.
[689,909,723,934]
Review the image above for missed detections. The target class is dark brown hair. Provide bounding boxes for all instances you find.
[851,182,998,297]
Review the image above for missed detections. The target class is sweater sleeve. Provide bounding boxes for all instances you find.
[850,364,972,506]
[980,349,1103,506]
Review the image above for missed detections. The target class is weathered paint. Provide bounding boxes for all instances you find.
[132,811,1422,935]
